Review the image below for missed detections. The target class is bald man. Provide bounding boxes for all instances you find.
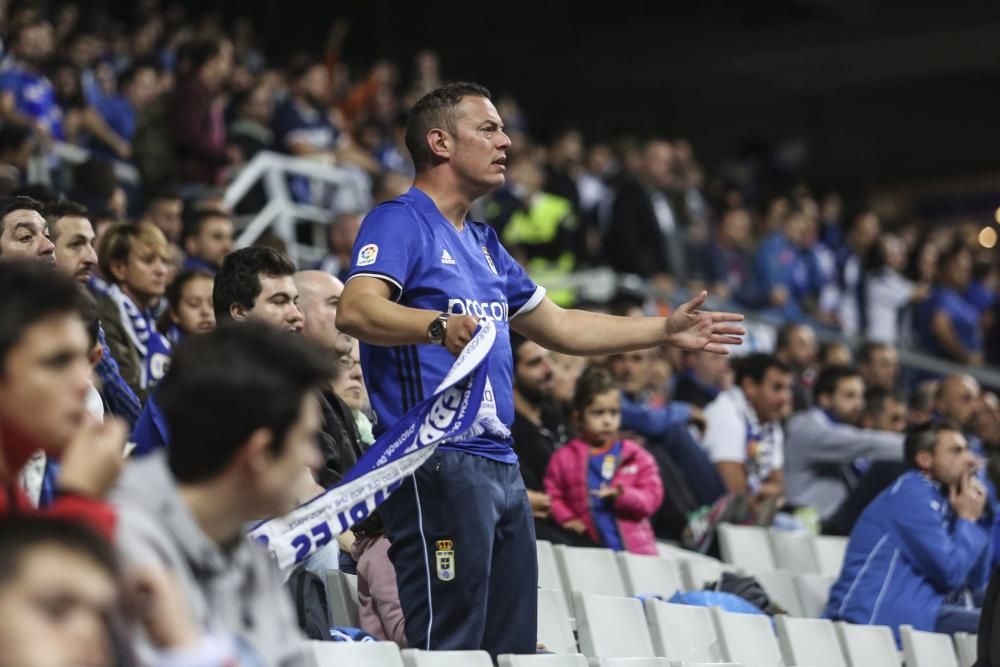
[293,270,364,487]
[936,374,982,432]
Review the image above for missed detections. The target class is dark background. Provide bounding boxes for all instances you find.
[110,0,1000,208]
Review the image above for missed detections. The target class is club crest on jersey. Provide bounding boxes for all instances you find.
[435,539,455,581]
[481,246,498,274]
[357,243,379,267]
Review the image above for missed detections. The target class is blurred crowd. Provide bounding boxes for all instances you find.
[0,0,999,663]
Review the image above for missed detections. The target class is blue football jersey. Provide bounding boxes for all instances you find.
[347,187,545,463]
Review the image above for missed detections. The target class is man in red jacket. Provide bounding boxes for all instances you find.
[0,260,125,537]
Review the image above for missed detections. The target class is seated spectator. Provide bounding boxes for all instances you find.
[181,209,234,274]
[0,196,55,264]
[700,206,761,307]
[0,516,225,666]
[915,242,985,365]
[157,269,215,342]
[862,233,928,344]
[45,201,142,429]
[672,350,731,408]
[0,122,33,194]
[214,246,304,332]
[857,341,900,392]
[332,337,374,446]
[511,334,595,547]
[826,421,990,639]
[0,260,125,536]
[92,59,160,160]
[96,222,172,399]
[703,354,791,503]
[0,19,62,141]
[837,210,882,336]
[861,388,909,433]
[70,158,128,222]
[170,38,234,186]
[784,366,904,527]
[140,187,184,245]
[755,206,821,323]
[316,210,364,283]
[111,323,331,664]
[935,374,982,442]
[818,340,853,369]
[50,58,132,162]
[294,270,365,485]
[775,322,818,412]
[545,366,664,554]
[350,512,407,646]
[229,83,275,164]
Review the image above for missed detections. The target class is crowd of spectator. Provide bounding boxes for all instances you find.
[0,0,999,663]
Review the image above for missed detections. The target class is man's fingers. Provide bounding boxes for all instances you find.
[681,290,708,313]
[710,335,744,346]
[712,324,746,335]
[703,343,733,355]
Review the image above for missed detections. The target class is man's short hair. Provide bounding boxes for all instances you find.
[904,420,962,469]
[181,208,231,244]
[43,200,91,242]
[97,222,171,284]
[0,260,89,371]
[0,195,45,240]
[863,386,904,418]
[147,186,182,206]
[733,353,789,386]
[213,247,296,321]
[813,365,861,402]
[856,340,890,366]
[158,322,335,484]
[404,82,492,171]
[774,323,808,352]
[0,516,118,589]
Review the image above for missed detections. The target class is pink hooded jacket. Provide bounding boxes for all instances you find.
[350,535,407,646]
[544,437,664,555]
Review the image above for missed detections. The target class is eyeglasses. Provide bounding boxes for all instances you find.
[336,355,360,370]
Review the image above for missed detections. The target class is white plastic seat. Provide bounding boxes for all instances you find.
[900,625,959,667]
[644,598,725,664]
[752,570,806,617]
[717,524,776,572]
[401,648,493,667]
[775,616,848,667]
[794,573,835,618]
[833,622,900,667]
[710,607,783,667]
[555,545,628,598]
[954,632,978,667]
[497,654,588,667]
[679,558,740,592]
[538,540,562,590]
[812,536,848,578]
[618,552,685,597]
[574,592,656,658]
[589,659,674,666]
[310,640,404,666]
[768,530,820,574]
[326,569,360,627]
[538,588,577,654]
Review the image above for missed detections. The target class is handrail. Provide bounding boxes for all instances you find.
[50,141,141,184]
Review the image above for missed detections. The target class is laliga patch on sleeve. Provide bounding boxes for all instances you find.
[357,243,379,267]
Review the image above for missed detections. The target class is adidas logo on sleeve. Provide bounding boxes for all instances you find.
[441,249,456,265]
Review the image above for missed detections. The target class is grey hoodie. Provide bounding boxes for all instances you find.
[111,452,314,666]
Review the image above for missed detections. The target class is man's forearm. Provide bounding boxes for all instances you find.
[337,290,438,347]
[515,306,667,355]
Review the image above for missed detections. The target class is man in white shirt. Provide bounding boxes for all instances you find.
[703,353,792,502]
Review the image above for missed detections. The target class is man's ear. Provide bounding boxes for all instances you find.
[426,128,451,161]
[240,427,276,477]
[184,236,197,257]
[915,449,934,474]
[88,344,104,368]
[230,302,249,321]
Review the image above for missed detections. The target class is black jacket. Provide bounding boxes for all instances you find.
[316,390,365,488]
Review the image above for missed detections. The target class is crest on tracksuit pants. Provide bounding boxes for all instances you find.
[435,539,455,581]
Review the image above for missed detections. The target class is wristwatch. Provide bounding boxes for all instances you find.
[427,313,449,345]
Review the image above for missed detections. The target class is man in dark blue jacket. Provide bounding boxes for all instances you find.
[826,420,990,639]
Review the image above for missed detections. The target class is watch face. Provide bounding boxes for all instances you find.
[429,318,445,341]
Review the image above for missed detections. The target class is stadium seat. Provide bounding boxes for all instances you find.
[710,606,784,667]
[775,616,848,667]
[679,557,740,592]
[954,632,977,667]
[811,536,848,578]
[768,529,820,574]
[588,659,673,666]
[644,598,725,664]
[555,546,628,599]
[309,640,405,666]
[833,622,900,667]
[401,649,493,667]
[537,588,577,654]
[326,569,360,628]
[900,625,959,667]
[538,540,562,590]
[717,524,776,572]
[574,592,656,658]
[794,573,835,618]
[497,654,588,667]
[751,570,805,617]
[618,552,685,597]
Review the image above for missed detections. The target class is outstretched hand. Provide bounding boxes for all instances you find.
[664,291,745,355]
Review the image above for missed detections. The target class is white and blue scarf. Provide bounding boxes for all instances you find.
[107,284,172,391]
[250,319,506,571]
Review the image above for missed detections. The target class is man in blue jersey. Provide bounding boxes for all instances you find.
[336,82,745,656]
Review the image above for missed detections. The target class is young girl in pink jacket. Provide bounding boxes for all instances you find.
[544,366,664,555]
